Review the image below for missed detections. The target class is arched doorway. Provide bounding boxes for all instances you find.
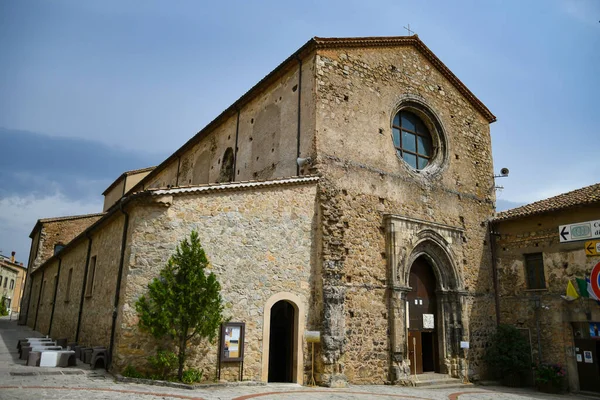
[268,300,295,382]
[407,256,439,374]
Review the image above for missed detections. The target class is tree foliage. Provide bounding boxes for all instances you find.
[135,230,224,381]
[484,324,531,380]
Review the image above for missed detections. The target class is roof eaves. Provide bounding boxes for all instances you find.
[29,213,106,238]
[102,166,155,195]
[150,175,320,196]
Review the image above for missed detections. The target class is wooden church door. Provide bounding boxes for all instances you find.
[407,256,439,374]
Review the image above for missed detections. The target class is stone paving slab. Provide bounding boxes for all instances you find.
[1,317,595,400]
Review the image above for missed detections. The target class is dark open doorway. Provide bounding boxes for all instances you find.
[268,300,295,382]
[407,256,439,374]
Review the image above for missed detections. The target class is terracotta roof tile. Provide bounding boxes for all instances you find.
[150,175,320,196]
[495,183,600,221]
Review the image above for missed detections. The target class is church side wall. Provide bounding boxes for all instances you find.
[28,260,59,335]
[50,239,90,341]
[144,54,316,191]
[78,215,126,348]
[113,183,317,382]
[313,46,496,383]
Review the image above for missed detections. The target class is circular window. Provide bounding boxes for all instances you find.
[392,110,433,170]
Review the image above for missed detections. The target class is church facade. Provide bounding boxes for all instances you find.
[22,36,498,386]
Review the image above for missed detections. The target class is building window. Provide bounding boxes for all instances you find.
[9,279,14,290]
[3,277,7,288]
[85,256,96,297]
[392,110,433,170]
[0,276,2,287]
[524,253,546,289]
[65,268,73,302]
[54,244,64,255]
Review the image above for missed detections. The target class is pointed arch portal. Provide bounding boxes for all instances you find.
[385,214,466,381]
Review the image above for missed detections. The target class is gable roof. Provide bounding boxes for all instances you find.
[495,183,600,222]
[29,212,106,238]
[313,36,496,123]
[132,35,496,195]
[102,166,155,195]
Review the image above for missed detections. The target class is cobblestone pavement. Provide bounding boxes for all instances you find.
[0,317,594,400]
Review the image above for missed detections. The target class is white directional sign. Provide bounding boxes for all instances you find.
[559,220,600,243]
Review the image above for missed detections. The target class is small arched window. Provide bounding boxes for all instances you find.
[392,110,433,170]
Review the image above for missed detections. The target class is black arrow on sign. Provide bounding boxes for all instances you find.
[587,242,595,254]
[561,226,569,241]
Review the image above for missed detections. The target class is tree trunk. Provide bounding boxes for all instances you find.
[178,335,186,381]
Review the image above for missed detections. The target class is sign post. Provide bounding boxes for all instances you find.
[585,241,600,256]
[559,220,600,243]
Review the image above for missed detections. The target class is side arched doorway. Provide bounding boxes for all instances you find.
[268,300,295,382]
[407,256,439,374]
[261,292,305,383]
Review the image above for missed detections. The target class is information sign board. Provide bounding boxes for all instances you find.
[559,220,600,243]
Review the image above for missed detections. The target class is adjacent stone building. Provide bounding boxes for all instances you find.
[0,251,27,315]
[493,183,600,392]
[23,36,499,386]
[19,213,105,325]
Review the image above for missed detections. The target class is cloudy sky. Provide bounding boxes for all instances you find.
[1,0,598,262]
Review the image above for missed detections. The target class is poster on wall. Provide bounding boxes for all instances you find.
[590,323,600,338]
[220,322,245,362]
[584,351,593,363]
[423,314,434,329]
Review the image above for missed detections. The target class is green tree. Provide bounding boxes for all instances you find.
[135,230,224,381]
[484,324,531,385]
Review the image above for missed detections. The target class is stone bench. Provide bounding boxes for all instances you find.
[91,348,108,369]
[57,351,77,367]
[20,343,59,360]
[27,351,41,366]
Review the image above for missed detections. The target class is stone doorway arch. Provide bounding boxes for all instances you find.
[261,292,306,383]
[384,215,466,381]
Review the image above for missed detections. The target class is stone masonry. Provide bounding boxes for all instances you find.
[25,36,499,387]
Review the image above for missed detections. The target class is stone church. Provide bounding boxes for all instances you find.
[20,35,498,386]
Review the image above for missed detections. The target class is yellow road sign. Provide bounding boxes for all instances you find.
[585,241,600,256]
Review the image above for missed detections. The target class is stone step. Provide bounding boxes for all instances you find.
[412,374,469,388]
[420,382,474,390]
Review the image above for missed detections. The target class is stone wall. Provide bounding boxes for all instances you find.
[137,54,316,192]
[50,238,91,341]
[312,45,496,384]
[26,259,59,333]
[113,182,317,382]
[494,204,600,390]
[78,214,127,348]
[20,214,102,324]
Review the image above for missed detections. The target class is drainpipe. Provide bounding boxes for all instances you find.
[33,268,45,332]
[23,269,36,326]
[175,156,181,186]
[48,255,62,336]
[75,234,93,343]
[233,107,240,182]
[489,220,501,326]
[534,296,543,364]
[295,55,303,176]
[108,199,130,370]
